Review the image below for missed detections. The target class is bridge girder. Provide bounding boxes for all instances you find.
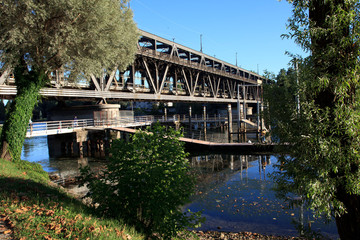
[0,29,264,104]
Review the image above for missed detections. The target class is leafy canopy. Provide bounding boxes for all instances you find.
[0,0,138,76]
[267,0,360,220]
[0,0,138,161]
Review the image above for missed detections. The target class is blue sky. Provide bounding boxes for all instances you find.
[130,0,307,76]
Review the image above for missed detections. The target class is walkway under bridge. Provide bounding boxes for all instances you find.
[25,114,258,138]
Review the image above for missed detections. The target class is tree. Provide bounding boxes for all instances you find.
[80,124,203,239]
[0,0,138,161]
[266,1,360,239]
[263,66,300,143]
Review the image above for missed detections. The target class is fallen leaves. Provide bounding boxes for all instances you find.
[0,200,133,240]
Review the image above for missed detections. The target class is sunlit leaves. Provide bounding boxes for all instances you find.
[0,0,138,77]
[267,1,360,235]
[80,124,203,239]
[0,201,133,240]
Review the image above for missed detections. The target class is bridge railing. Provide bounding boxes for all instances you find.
[28,119,95,135]
[29,119,94,132]
[149,114,230,123]
[27,116,156,136]
[26,114,256,137]
[93,116,154,127]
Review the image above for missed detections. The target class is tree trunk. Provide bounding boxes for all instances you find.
[335,193,360,240]
[0,62,46,161]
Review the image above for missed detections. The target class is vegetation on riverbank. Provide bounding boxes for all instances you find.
[0,158,143,240]
[80,124,204,240]
[265,1,360,239]
[0,140,309,240]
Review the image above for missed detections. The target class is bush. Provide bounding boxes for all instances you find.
[81,124,203,239]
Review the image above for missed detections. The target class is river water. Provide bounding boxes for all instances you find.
[21,136,338,239]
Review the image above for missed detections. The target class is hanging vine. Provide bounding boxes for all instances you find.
[0,63,47,161]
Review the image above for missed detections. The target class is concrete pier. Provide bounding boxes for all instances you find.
[227,104,233,143]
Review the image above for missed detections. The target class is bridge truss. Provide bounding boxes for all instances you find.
[0,30,264,104]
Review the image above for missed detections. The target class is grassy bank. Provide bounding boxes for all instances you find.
[0,158,144,240]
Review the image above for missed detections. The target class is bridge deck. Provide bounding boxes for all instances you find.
[0,29,264,104]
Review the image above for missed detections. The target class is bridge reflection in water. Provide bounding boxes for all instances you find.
[188,154,338,239]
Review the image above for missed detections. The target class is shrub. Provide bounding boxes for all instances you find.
[80,124,203,239]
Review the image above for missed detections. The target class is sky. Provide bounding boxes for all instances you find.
[130,0,307,76]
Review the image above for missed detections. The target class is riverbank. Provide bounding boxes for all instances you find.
[0,158,143,240]
[0,157,312,240]
[192,230,306,239]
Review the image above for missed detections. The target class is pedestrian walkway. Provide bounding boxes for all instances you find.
[25,116,153,138]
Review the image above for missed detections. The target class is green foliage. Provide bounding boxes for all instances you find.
[0,63,47,161]
[0,0,138,161]
[80,124,203,239]
[0,157,48,183]
[266,0,360,238]
[0,0,138,76]
[263,67,300,142]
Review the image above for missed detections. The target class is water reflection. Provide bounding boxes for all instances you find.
[21,136,106,179]
[188,154,338,239]
[182,125,259,143]
[22,136,55,172]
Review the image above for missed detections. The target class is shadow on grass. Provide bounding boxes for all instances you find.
[0,177,143,240]
[0,176,83,208]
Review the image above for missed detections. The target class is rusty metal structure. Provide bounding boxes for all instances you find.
[0,29,264,104]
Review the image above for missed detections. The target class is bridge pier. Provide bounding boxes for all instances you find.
[189,106,192,131]
[104,129,110,157]
[48,133,78,158]
[79,141,84,158]
[48,130,111,159]
[87,140,91,157]
[203,105,207,141]
[227,104,233,143]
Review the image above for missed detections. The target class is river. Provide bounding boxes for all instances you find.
[21,136,338,239]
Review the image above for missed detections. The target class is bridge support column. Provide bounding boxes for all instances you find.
[203,105,207,141]
[75,130,89,158]
[189,106,192,131]
[227,104,233,143]
[87,140,91,157]
[104,129,110,157]
[70,142,74,156]
[257,101,260,141]
[243,86,247,120]
[79,141,84,158]
[218,114,223,131]
[237,100,241,142]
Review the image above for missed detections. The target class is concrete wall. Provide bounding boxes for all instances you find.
[49,104,125,121]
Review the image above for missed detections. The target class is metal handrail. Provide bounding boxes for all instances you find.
[26,113,254,137]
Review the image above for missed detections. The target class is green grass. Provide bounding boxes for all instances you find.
[0,158,144,240]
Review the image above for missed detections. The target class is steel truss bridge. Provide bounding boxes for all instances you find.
[0,29,264,104]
